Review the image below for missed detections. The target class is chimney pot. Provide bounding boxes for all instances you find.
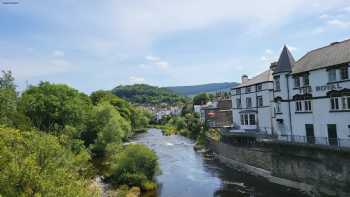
[241,75,249,84]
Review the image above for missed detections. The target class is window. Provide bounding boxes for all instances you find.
[244,114,249,125]
[241,113,256,125]
[340,66,349,80]
[257,96,263,107]
[246,97,252,108]
[341,96,350,110]
[303,74,309,86]
[236,98,242,108]
[249,114,256,125]
[304,100,312,111]
[296,101,303,112]
[257,84,263,91]
[330,97,340,110]
[328,69,337,82]
[274,76,280,91]
[276,101,282,113]
[236,88,241,95]
[294,77,300,88]
[246,86,251,93]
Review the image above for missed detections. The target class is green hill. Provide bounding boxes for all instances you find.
[166,82,239,96]
[112,84,187,105]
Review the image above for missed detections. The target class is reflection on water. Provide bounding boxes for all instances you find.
[134,129,308,197]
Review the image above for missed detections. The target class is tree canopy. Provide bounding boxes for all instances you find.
[19,82,92,133]
[112,84,187,105]
[193,93,210,105]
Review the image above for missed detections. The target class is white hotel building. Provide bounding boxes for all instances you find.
[232,39,350,147]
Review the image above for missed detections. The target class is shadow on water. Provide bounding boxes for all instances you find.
[135,129,309,197]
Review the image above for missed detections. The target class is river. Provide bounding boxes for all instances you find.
[134,129,308,197]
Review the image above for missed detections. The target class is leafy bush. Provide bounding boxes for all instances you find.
[0,127,97,197]
[106,144,158,189]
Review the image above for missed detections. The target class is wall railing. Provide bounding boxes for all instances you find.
[278,135,350,148]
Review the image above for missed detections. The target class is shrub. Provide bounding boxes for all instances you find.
[0,127,96,197]
[106,144,158,188]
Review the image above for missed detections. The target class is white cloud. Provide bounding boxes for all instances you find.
[312,27,325,34]
[145,55,160,61]
[144,55,170,70]
[319,14,329,19]
[156,61,170,70]
[129,76,145,83]
[52,50,65,57]
[0,58,73,79]
[327,19,350,28]
[265,49,273,54]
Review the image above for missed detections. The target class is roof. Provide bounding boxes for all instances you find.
[293,39,350,74]
[273,46,295,74]
[235,69,273,88]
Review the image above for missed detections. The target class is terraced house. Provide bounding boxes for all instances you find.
[231,69,274,134]
[231,39,350,147]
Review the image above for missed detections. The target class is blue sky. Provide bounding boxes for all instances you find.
[1,0,350,93]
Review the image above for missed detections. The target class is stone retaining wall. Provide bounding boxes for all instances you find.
[207,138,350,196]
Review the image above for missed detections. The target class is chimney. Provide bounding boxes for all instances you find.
[270,61,277,71]
[241,75,249,84]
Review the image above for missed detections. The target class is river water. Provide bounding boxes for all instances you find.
[134,129,308,197]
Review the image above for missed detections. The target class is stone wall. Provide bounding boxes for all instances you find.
[207,138,350,196]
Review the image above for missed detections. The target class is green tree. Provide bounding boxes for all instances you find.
[86,102,131,158]
[0,71,17,126]
[193,93,209,105]
[19,82,92,133]
[90,90,133,122]
[0,127,98,197]
[131,107,152,131]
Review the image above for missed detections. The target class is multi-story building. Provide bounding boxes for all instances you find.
[272,40,350,146]
[201,99,233,128]
[231,39,350,147]
[231,69,274,134]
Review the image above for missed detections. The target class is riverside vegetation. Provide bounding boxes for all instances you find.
[0,70,159,197]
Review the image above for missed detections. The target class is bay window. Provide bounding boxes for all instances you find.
[341,96,350,110]
[304,100,312,111]
[240,113,256,126]
[330,97,340,110]
[296,101,303,112]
